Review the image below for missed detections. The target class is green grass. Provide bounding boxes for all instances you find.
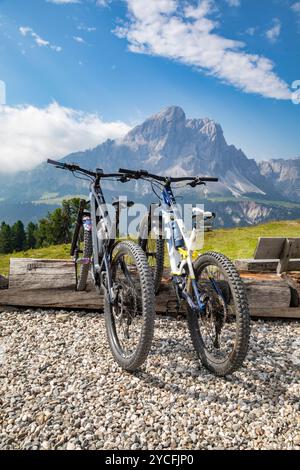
[208,196,300,209]
[0,244,71,276]
[202,219,300,260]
[1,219,300,276]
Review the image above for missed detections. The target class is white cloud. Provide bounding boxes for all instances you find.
[0,102,130,173]
[266,18,281,43]
[95,0,111,6]
[77,24,97,32]
[291,2,300,13]
[47,0,81,4]
[19,26,62,52]
[225,0,240,6]
[245,27,256,36]
[115,0,291,100]
[47,0,110,5]
[291,2,300,31]
[73,35,85,43]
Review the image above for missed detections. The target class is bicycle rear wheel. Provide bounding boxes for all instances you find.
[104,240,155,371]
[186,251,250,376]
[71,202,92,291]
[138,212,164,294]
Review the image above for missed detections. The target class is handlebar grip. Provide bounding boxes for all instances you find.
[119,168,136,175]
[202,177,219,182]
[47,158,64,167]
[119,168,150,178]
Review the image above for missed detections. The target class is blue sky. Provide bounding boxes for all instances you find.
[0,0,299,172]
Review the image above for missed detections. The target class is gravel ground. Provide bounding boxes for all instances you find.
[0,309,299,450]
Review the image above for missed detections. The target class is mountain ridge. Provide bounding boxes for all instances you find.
[0,106,299,226]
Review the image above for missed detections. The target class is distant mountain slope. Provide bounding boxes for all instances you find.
[61,106,279,199]
[0,106,299,226]
[259,157,300,203]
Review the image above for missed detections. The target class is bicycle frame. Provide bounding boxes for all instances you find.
[76,177,116,302]
[158,182,207,313]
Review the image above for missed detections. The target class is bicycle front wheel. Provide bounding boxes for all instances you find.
[186,252,250,376]
[104,240,155,371]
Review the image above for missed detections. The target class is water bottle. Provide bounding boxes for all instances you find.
[172,221,185,249]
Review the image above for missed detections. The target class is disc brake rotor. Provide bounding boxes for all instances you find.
[200,283,227,349]
[112,281,138,339]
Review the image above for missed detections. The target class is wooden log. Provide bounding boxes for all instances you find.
[0,287,299,318]
[0,275,8,290]
[242,277,291,308]
[1,258,298,318]
[9,258,77,290]
[0,287,102,310]
[281,272,300,307]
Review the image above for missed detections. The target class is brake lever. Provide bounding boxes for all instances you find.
[187,179,206,188]
[119,176,131,183]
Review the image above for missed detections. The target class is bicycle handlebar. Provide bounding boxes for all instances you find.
[118,168,219,184]
[47,159,122,179]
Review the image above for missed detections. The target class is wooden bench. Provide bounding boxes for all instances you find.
[235,237,300,274]
[0,258,299,318]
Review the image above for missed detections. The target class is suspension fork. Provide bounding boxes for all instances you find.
[185,273,207,314]
[102,250,115,304]
[209,276,226,302]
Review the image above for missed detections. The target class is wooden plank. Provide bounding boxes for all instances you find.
[254,237,285,260]
[289,238,300,258]
[234,259,300,273]
[253,237,300,261]
[277,239,293,275]
[250,307,300,319]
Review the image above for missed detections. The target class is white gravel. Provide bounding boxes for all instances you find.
[0,309,299,450]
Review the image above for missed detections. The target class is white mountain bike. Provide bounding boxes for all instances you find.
[119,168,250,377]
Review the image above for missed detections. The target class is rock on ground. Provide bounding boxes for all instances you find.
[0,310,299,450]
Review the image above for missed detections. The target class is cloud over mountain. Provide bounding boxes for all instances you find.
[0,102,130,172]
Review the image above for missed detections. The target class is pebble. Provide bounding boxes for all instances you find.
[0,310,299,450]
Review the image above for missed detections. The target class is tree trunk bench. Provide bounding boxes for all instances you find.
[0,258,299,318]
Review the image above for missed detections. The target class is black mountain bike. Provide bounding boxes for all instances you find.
[119,168,250,377]
[47,159,155,371]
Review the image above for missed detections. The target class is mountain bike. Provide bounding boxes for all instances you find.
[47,159,155,371]
[119,168,250,376]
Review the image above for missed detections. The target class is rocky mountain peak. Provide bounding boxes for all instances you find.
[155,105,186,122]
[124,105,186,146]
